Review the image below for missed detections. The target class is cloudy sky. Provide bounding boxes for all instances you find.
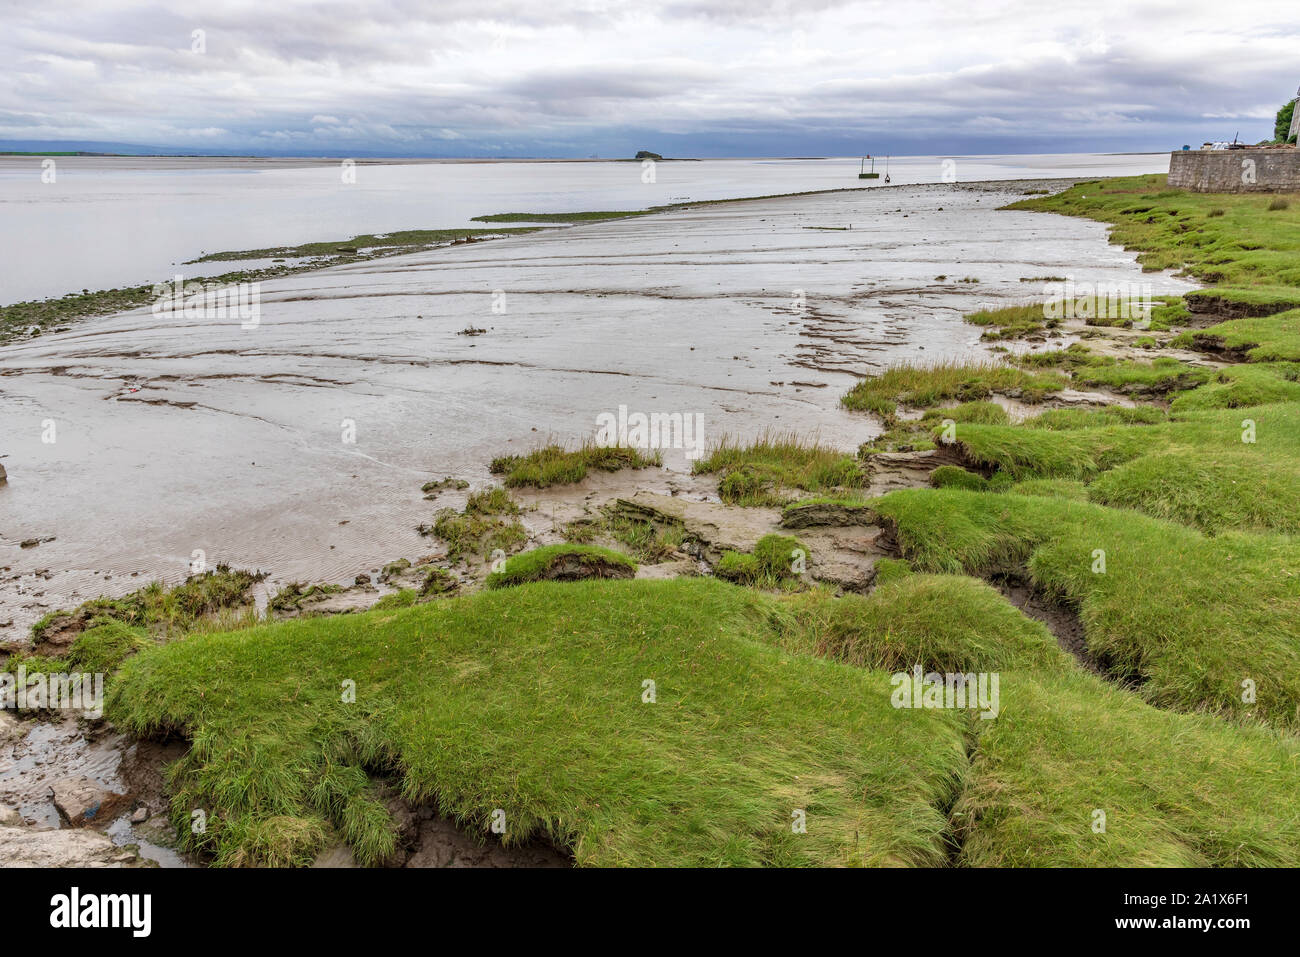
[3,0,1298,156]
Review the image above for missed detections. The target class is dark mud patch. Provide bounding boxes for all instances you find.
[314,785,571,869]
[115,735,188,818]
[780,502,877,529]
[989,571,1142,689]
[1185,332,1253,363]
[941,728,980,867]
[403,815,570,868]
[531,554,636,582]
[1185,291,1300,322]
[991,572,1098,673]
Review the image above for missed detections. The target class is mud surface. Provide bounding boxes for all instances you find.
[0,178,1192,641]
[993,574,1097,673]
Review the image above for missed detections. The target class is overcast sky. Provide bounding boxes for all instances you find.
[3,0,1298,156]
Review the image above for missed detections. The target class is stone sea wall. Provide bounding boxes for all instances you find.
[1168,150,1300,193]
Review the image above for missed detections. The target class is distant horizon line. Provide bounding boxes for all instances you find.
[0,147,1172,161]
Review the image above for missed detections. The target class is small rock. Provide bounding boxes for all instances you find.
[0,826,141,867]
[50,777,129,826]
[130,806,149,824]
[0,805,23,827]
[354,573,371,586]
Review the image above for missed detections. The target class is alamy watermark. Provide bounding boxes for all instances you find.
[890,665,999,720]
[595,404,705,460]
[1042,279,1154,324]
[152,274,261,328]
[2,665,105,718]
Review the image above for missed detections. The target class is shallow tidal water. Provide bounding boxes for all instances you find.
[0,166,1190,639]
[0,153,1170,303]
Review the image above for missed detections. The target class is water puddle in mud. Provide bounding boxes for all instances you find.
[0,712,194,866]
[0,715,124,826]
[106,814,189,868]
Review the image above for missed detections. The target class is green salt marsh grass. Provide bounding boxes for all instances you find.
[714,533,812,588]
[871,488,1300,730]
[489,443,661,488]
[861,401,1010,454]
[963,303,1051,340]
[484,544,635,588]
[424,486,527,560]
[779,572,1300,865]
[1008,175,1300,289]
[188,227,538,263]
[103,572,1300,868]
[841,361,1065,418]
[958,663,1300,866]
[693,431,865,506]
[942,402,1300,534]
[107,578,968,867]
[1169,362,1300,411]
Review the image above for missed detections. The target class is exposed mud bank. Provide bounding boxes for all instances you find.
[0,176,1192,642]
[313,785,571,869]
[1184,290,1300,322]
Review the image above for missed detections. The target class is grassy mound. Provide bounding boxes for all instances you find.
[872,488,1300,730]
[930,466,988,491]
[107,578,966,867]
[489,443,661,488]
[485,545,636,588]
[841,361,1065,418]
[693,432,865,506]
[1085,448,1300,534]
[101,569,1300,868]
[1169,362,1300,411]
[423,487,527,561]
[958,664,1300,866]
[776,573,1060,673]
[1176,309,1300,362]
[779,573,1300,866]
[938,403,1300,535]
[715,534,811,587]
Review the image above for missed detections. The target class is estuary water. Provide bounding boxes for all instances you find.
[0,153,1169,303]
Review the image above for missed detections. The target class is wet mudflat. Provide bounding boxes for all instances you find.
[0,179,1192,639]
